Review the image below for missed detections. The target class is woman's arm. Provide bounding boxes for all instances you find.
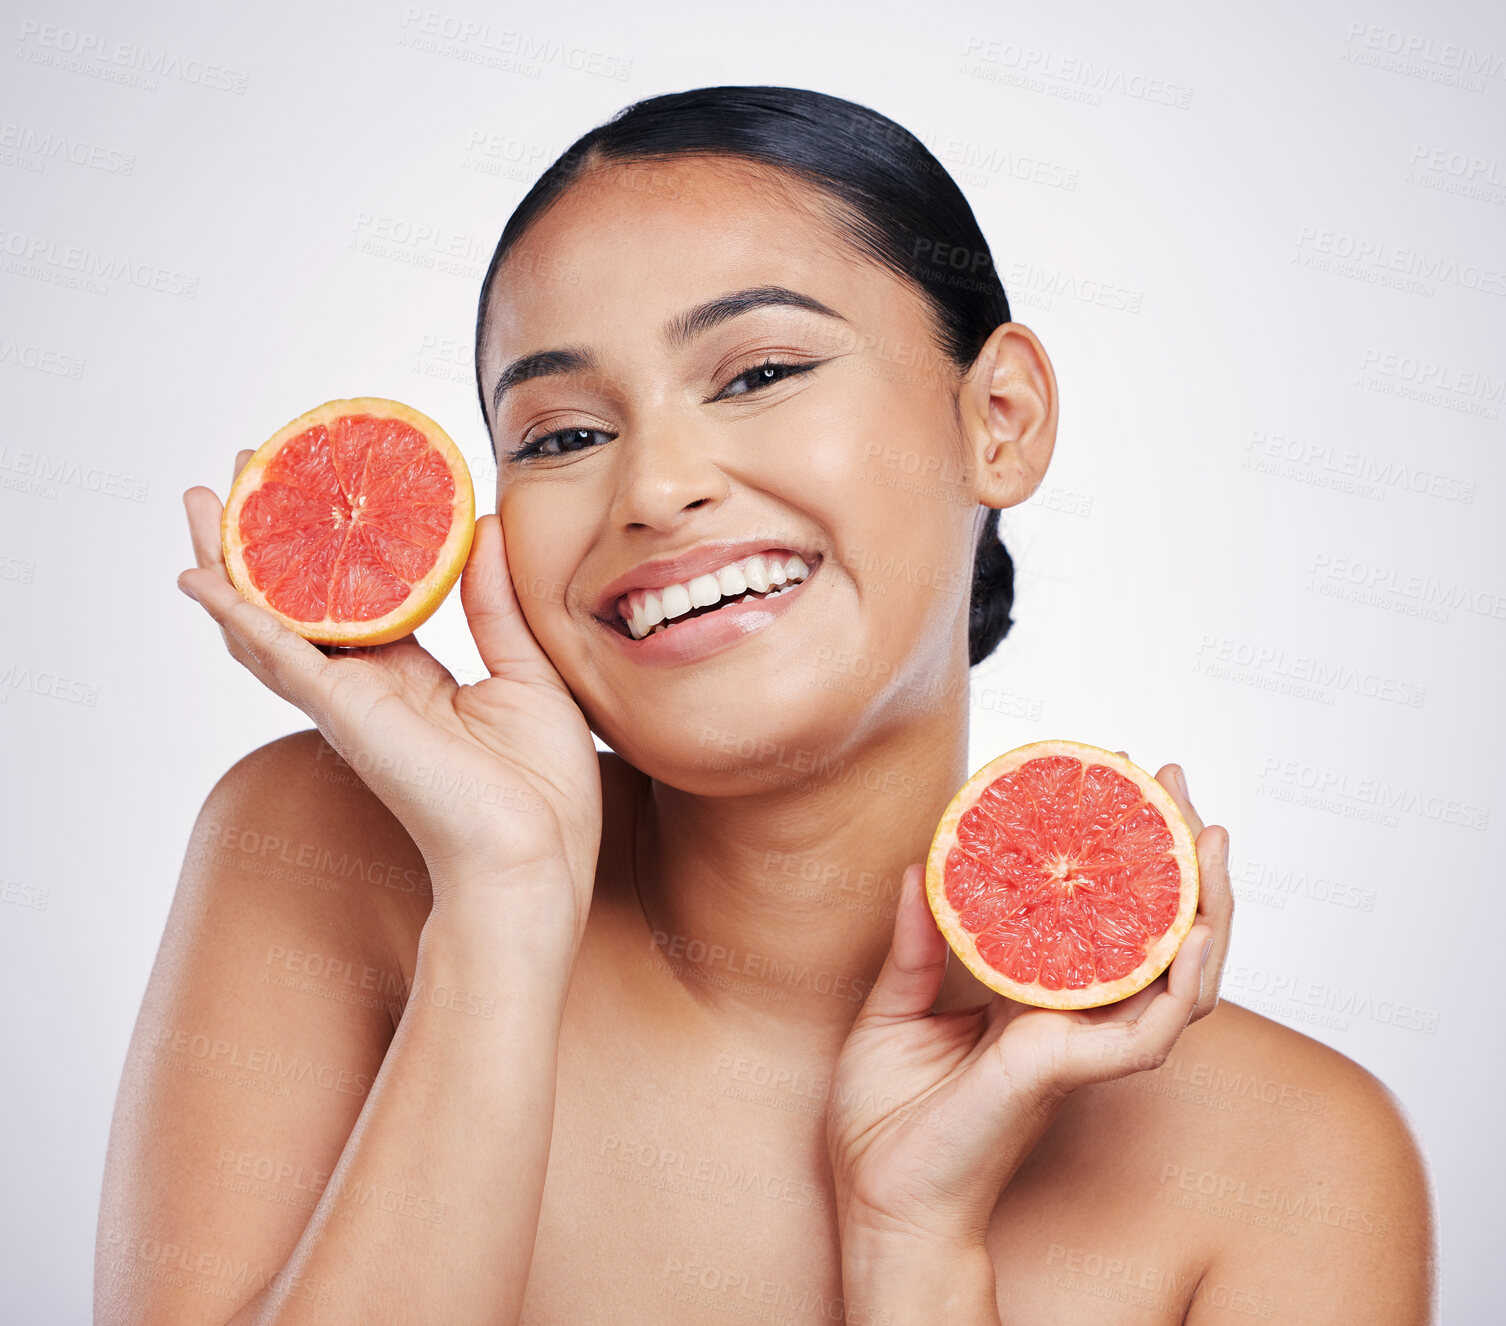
[94,734,577,1326]
[244,879,575,1324]
[104,463,607,1321]
[839,1229,1000,1323]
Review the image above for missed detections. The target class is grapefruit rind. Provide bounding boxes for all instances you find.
[925,739,1199,1011]
[220,397,475,646]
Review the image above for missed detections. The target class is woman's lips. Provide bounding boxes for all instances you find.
[592,540,819,623]
[595,554,820,667]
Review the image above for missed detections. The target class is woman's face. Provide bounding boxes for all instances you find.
[478,156,989,784]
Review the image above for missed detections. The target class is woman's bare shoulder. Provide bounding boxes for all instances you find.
[236,735,648,967]
[202,727,435,962]
[1126,998,1436,1322]
[204,725,418,849]
[1175,998,1431,1170]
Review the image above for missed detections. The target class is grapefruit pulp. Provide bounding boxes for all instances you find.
[220,398,475,646]
[926,740,1199,1010]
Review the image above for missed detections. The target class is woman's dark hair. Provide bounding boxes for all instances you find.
[473,85,1016,666]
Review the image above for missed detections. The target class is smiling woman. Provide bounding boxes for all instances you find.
[110,84,1434,1325]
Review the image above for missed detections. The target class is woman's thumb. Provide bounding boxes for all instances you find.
[460,514,550,681]
[854,864,951,1026]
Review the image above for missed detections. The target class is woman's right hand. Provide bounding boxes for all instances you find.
[178,450,604,944]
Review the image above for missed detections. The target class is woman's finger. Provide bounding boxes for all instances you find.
[182,484,263,670]
[1117,919,1214,1065]
[1063,921,1215,1087]
[186,450,252,575]
[1144,762,1229,1023]
[184,486,230,577]
[1188,824,1232,1022]
[177,563,336,713]
[1156,761,1204,838]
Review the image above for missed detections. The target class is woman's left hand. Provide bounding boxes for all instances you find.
[827,762,1231,1267]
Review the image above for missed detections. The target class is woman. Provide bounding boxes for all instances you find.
[99,86,1434,1323]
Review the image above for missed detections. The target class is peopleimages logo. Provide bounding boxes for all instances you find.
[1193,632,1427,709]
[0,122,136,174]
[1306,552,1506,625]
[1244,429,1476,504]
[397,8,633,81]
[1232,856,1377,915]
[15,20,250,93]
[1257,756,1489,831]
[0,446,148,502]
[1293,226,1506,296]
[1342,21,1505,91]
[1355,349,1503,421]
[1004,259,1143,313]
[959,35,1193,108]
[0,228,199,299]
[0,662,100,707]
[1407,144,1506,187]
[1222,966,1440,1035]
[0,337,85,379]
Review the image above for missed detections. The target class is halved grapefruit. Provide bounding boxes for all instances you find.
[926,740,1199,1010]
[221,398,475,646]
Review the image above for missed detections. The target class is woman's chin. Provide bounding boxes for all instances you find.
[591,692,870,795]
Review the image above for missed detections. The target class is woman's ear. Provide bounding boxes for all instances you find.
[959,323,1058,510]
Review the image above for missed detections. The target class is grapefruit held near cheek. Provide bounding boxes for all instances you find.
[925,740,1200,1010]
[220,397,475,646]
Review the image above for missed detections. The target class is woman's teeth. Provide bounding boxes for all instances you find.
[619,551,812,640]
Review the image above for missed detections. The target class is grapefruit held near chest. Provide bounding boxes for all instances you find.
[926,740,1200,1010]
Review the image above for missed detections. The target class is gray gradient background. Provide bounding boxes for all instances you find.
[1,0,1500,1319]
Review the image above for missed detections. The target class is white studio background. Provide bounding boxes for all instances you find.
[2,0,1500,1319]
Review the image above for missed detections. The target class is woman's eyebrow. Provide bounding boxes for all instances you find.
[492,348,597,415]
[663,284,847,347]
[490,285,846,415]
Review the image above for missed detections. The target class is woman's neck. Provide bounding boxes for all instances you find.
[629,699,973,1039]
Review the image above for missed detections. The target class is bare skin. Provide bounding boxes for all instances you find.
[98,156,1435,1324]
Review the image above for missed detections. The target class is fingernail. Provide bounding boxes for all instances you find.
[1200,937,1214,967]
[178,578,199,603]
[1174,767,1189,800]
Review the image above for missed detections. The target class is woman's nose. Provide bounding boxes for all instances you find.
[606,415,731,531]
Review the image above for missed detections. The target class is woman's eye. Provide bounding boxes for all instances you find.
[713,359,820,401]
[508,427,613,462]
[507,360,823,460]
